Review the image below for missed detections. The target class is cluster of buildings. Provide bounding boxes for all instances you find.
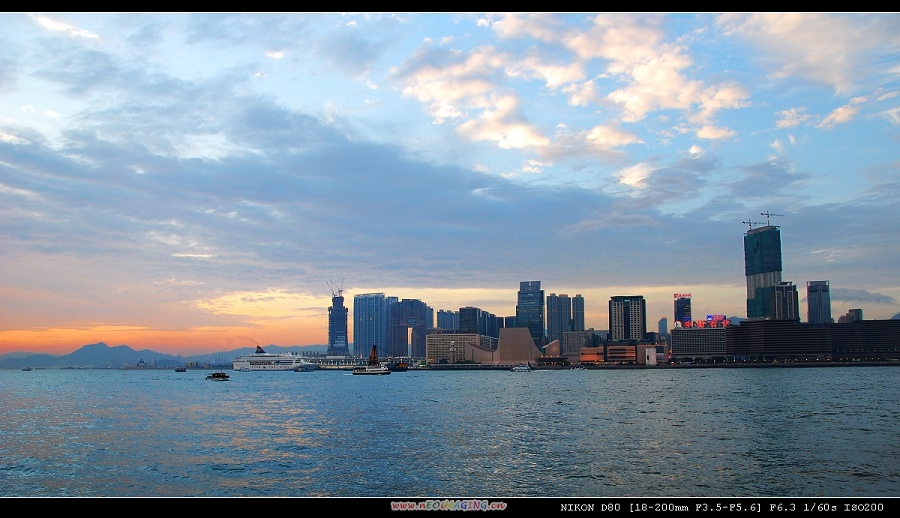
[323,220,899,366]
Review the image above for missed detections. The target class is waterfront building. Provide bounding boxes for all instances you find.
[838,308,864,323]
[327,286,350,356]
[670,326,727,360]
[609,295,646,342]
[807,281,832,326]
[389,298,431,358]
[516,281,545,346]
[744,224,783,320]
[546,293,572,343]
[425,328,536,365]
[437,309,459,331]
[572,294,585,331]
[354,293,391,358]
[674,295,692,326]
[658,317,668,339]
[772,281,800,321]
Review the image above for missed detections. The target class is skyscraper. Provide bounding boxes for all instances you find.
[516,281,545,346]
[327,286,350,356]
[572,294,585,331]
[389,298,430,358]
[772,281,800,321]
[744,224,783,319]
[546,293,572,343]
[353,293,390,358]
[674,295,692,325]
[807,281,832,326]
[609,295,646,341]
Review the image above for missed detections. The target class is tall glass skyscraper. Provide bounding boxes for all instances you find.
[516,281,545,346]
[546,293,572,343]
[353,293,390,358]
[674,296,692,325]
[807,280,832,325]
[744,225,783,319]
[572,294,585,332]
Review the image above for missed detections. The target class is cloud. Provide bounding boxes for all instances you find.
[830,288,896,305]
[775,107,813,128]
[31,14,99,39]
[716,13,899,95]
[818,96,868,128]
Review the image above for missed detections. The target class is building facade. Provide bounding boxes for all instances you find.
[674,295,692,326]
[772,281,800,321]
[327,290,350,356]
[744,225,783,320]
[546,293,572,343]
[389,298,431,358]
[572,294,585,332]
[353,293,393,358]
[516,281,545,346]
[609,295,647,342]
[807,280,832,326]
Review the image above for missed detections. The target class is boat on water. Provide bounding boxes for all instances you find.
[510,363,533,372]
[352,346,391,375]
[386,357,410,372]
[232,345,319,372]
[174,367,187,372]
[22,367,32,371]
[206,371,230,381]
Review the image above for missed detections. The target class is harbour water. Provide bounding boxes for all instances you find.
[1,366,898,498]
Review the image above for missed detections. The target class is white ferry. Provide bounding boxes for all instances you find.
[232,346,319,372]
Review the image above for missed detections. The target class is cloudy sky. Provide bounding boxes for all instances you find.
[2,13,898,356]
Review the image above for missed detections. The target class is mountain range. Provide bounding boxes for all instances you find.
[0,342,328,369]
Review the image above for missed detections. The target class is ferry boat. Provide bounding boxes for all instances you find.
[232,345,319,372]
[510,363,533,372]
[206,371,230,381]
[352,346,391,375]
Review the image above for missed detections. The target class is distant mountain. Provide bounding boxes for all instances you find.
[0,342,328,369]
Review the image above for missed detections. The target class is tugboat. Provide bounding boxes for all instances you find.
[206,371,230,381]
[352,346,391,375]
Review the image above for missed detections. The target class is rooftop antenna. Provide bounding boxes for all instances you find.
[760,211,784,226]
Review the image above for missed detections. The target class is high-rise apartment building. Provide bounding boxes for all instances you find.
[744,224,783,319]
[546,293,572,343]
[327,288,350,356]
[353,293,390,358]
[516,281,545,346]
[437,309,459,331]
[389,299,430,358]
[609,295,647,341]
[572,294,585,332]
[807,281,832,326]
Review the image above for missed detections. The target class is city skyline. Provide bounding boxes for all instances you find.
[2,13,898,356]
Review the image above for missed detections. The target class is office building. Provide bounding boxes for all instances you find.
[772,281,800,321]
[658,317,668,339]
[674,295,692,325]
[516,281,545,346]
[609,295,646,341]
[546,293,572,343]
[353,293,392,358]
[744,224,783,319]
[807,281,832,326]
[572,294,585,331]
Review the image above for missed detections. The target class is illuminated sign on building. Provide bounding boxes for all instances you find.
[681,319,731,328]
[674,293,692,299]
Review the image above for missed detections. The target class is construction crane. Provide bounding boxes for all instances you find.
[760,211,784,226]
[742,219,764,231]
[326,278,344,298]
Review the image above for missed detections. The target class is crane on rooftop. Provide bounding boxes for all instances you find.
[327,278,344,298]
[742,219,764,231]
[760,211,784,226]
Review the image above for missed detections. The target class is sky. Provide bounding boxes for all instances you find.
[1,12,899,356]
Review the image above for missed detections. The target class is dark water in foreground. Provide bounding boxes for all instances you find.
[1,366,898,497]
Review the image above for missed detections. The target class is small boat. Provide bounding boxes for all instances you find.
[510,363,533,372]
[206,371,230,381]
[22,367,33,371]
[175,367,187,372]
[352,345,391,375]
[386,358,409,372]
